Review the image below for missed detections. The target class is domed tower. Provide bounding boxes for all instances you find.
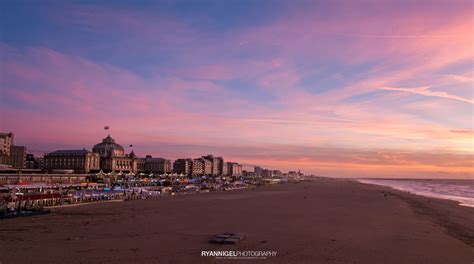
[92,135,125,157]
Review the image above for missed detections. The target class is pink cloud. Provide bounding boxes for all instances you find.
[2,2,473,178]
[450,129,474,135]
[381,86,474,104]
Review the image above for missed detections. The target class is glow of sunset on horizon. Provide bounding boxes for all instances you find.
[0,0,473,178]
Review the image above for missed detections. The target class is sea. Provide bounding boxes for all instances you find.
[357,179,474,208]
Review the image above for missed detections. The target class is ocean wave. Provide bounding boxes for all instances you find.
[357,179,474,208]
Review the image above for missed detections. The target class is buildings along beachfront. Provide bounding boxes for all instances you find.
[0,131,305,216]
[0,132,259,185]
[42,134,243,177]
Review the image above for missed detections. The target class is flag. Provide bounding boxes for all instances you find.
[104,126,109,130]
[129,144,133,148]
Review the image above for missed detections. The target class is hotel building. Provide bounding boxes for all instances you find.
[44,149,100,174]
[45,134,143,174]
[201,158,212,175]
[0,132,28,169]
[226,162,243,176]
[145,156,172,174]
[92,135,142,173]
[202,155,227,176]
[0,132,13,165]
[9,145,27,169]
[191,158,204,176]
[173,158,193,175]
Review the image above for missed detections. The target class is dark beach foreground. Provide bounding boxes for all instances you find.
[0,178,473,264]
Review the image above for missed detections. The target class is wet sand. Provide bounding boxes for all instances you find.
[0,178,473,263]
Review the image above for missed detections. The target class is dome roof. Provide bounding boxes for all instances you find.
[93,135,125,157]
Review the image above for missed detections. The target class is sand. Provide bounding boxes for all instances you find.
[0,178,473,264]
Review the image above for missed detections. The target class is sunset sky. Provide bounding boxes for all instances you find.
[1,0,473,178]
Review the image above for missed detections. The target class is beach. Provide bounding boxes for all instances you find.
[0,178,473,264]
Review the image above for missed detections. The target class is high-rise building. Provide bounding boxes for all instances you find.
[191,159,204,176]
[215,156,225,175]
[202,155,226,176]
[173,158,193,175]
[222,161,228,176]
[24,154,46,170]
[0,132,14,165]
[35,157,44,170]
[272,170,283,177]
[235,163,243,176]
[201,158,212,175]
[145,155,172,174]
[9,145,27,169]
[261,169,272,178]
[25,154,36,169]
[226,162,243,176]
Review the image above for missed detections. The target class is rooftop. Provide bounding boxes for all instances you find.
[46,149,93,156]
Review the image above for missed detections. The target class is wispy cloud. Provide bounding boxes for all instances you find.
[381,86,474,105]
[1,1,473,178]
[450,129,474,135]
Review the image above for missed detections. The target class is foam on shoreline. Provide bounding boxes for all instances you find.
[357,179,474,208]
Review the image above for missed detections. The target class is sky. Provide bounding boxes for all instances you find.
[0,0,473,178]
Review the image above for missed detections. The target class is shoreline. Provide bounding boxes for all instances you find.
[354,178,474,208]
[352,179,474,247]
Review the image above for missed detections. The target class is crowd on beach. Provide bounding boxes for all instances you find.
[0,175,300,218]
